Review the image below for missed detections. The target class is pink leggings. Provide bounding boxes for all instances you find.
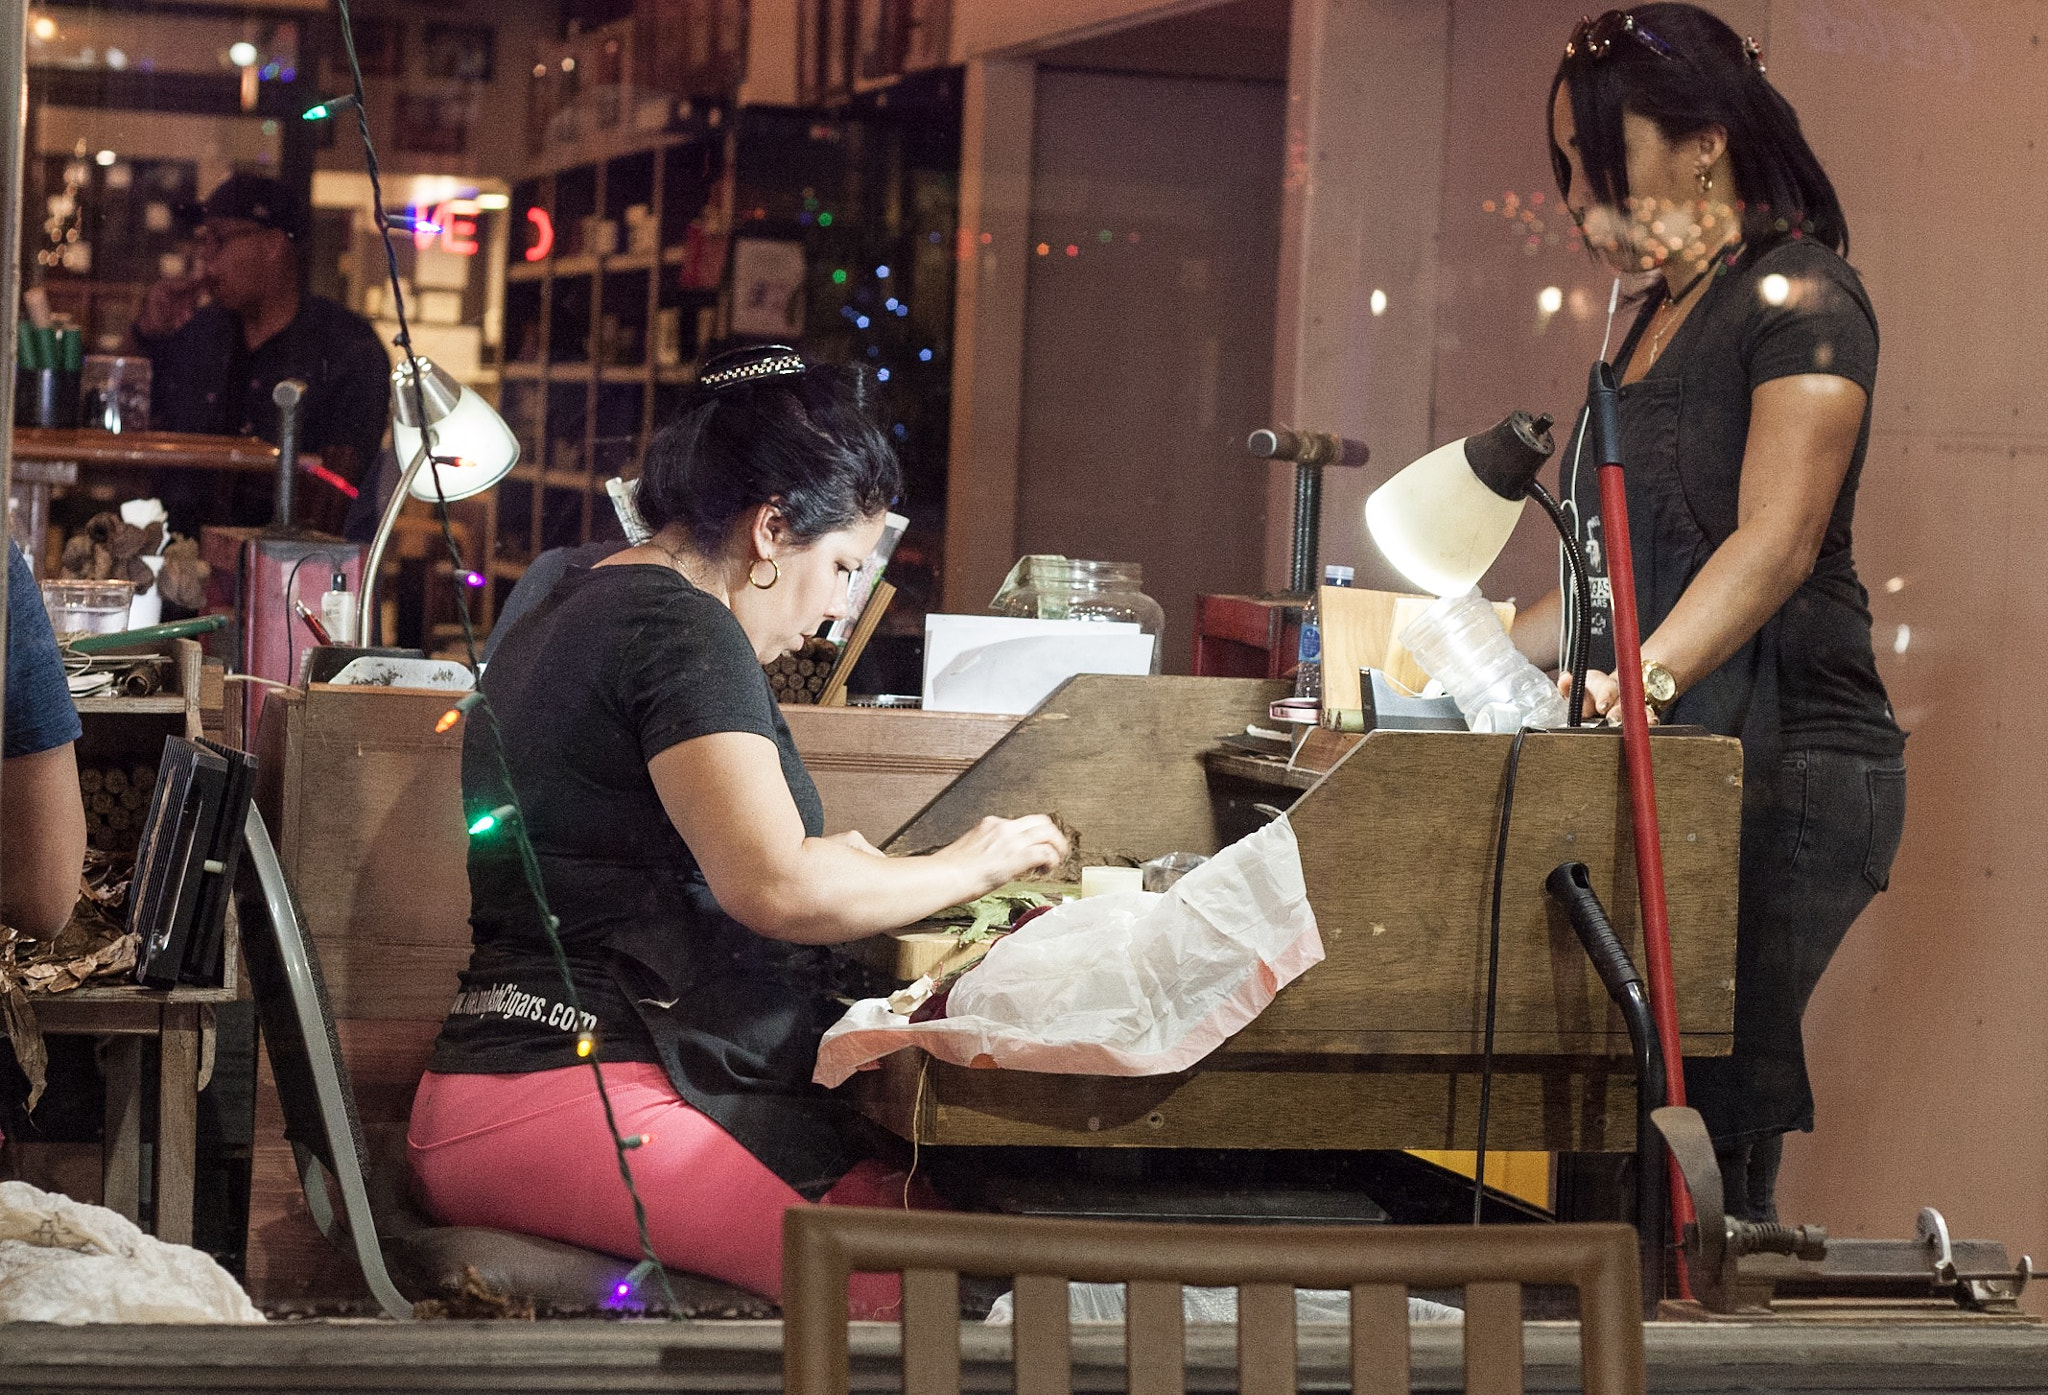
[407,1062,938,1318]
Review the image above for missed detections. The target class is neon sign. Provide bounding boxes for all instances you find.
[524,207,554,262]
[408,201,481,257]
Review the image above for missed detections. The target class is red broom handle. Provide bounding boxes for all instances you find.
[1595,458,1699,1281]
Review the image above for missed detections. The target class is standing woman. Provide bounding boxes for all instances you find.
[1511,6,1905,1221]
[409,347,1068,1313]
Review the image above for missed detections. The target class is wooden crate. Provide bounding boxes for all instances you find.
[244,685,471,1305]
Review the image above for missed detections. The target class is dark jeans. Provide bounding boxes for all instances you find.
[1684,745,1906,1216]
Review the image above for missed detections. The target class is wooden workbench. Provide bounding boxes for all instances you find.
[862,675,1742,1154]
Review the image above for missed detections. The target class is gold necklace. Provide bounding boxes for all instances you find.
[1643,239,1745,368]
[1643,264,1714,367]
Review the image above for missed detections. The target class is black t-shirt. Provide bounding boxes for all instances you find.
[1558,238,1904,761]
[139,296,391,523]
[427,564,865,1196]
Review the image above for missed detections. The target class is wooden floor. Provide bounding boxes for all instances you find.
[0,1319,2042,1393]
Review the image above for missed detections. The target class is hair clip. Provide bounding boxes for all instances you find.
[1742,35,1766,74]
[698,344,806,393]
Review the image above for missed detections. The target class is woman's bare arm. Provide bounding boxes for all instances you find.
[648,731,1067,945]
[1510,586,1567,671]
[1573,373,1867,717]
[2,743,87,937]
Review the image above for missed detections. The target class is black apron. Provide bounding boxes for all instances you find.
[1562,291,1784,819]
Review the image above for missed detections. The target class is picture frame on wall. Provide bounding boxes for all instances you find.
[349,17,404,79]
[730,238,807,340]
[394,94,471,157]
[421,22,495,83]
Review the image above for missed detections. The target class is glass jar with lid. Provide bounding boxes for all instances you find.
[990,557,1166,674]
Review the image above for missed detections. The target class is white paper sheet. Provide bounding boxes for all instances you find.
[922,615,1152,714]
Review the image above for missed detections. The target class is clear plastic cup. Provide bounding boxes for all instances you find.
[81,355,152,433]
[42,578,136,635]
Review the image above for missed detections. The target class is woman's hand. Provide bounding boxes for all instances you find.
[1559,670,1660,726]
[937,815,1069,891]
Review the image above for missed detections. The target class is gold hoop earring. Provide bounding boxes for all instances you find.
[748,558,780,590]
[1697,169,1714,196]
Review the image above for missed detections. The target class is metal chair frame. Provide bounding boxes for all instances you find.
[237,803,414,1319]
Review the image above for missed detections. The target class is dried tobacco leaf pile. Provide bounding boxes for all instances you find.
[0,850,142,1110]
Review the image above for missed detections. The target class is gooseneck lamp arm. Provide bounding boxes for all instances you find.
[355,438,428,648]
[1587,359,1697,1282]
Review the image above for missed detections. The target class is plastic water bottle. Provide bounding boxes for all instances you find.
[1398,588,1568,733]
[1293,564,1354,701]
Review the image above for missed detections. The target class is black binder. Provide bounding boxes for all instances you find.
[130,737,257,988]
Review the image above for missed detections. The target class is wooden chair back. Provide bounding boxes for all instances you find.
[783,1211,1643,1395]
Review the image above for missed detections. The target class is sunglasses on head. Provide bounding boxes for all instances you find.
[1563,10,1677,62]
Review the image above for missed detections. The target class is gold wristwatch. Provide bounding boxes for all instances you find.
[1641,659,1678,714]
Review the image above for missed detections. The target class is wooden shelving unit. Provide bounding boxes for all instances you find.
[492,126,732,612]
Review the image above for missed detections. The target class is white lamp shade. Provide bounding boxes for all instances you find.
[1364,438,1526,597]
[394,383,520,502]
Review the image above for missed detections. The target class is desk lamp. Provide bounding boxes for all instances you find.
[1363,391,1694,1270]
[357,356,520,645]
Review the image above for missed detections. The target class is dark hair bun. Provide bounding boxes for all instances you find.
[636,360,901,555]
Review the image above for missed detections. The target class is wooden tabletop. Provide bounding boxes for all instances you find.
[12,428,320,475]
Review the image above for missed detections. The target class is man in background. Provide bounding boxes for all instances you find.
[133,173,390,535]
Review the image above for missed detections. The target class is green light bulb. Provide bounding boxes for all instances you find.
[468,812,497,835]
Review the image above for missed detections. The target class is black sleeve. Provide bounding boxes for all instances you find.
[618,589,780,764]
[6,542,82,758]
[311,320,395,489]
[1740,244,1878,393]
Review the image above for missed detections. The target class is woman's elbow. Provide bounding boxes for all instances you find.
[712,877,838,944]
[7,878,78,939]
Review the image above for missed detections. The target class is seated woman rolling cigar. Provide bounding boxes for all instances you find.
[408,346,1069,1315]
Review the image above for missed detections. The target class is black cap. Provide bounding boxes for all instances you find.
[199,173,308,241]
[1463,410,1556,501]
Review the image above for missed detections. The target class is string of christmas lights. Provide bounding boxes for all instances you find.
[322,0,681,1315]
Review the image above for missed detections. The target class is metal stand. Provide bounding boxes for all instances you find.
[1246,428,1369,594]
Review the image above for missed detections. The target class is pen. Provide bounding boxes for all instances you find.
[294,599,333,645]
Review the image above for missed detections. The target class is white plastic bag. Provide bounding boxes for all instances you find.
[0,1180,264,1323]
[814,817,1322,1086]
